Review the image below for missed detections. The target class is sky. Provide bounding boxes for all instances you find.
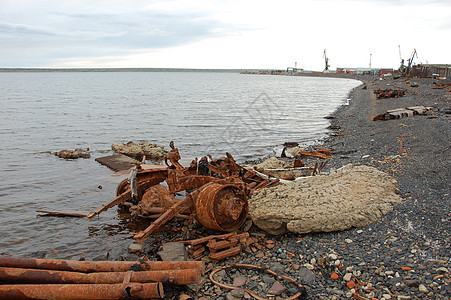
[1,0,450,70]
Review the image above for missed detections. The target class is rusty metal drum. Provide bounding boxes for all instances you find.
[194,183,248,232]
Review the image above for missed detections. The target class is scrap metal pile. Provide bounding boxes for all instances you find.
[373,88,407,99]
[0,256,204,299]
[87,142,280,242]
[373,105,433,121]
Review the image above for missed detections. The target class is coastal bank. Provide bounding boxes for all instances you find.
[195,74,450,299]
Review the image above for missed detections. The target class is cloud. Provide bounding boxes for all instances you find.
[0,0,250,66]
[0,0,449,68]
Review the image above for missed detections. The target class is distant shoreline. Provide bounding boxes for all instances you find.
[0,67,366,81]
[0,67,264,73]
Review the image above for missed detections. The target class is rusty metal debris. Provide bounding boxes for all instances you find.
[432,82,451,92]
[36,210,87,218]
[209,263,307,300]
[0,282,164,300]
[296,151,332,159]
[373,89,406,99]
[0,256,206,299]
[87,142,276,242]
[0,267,201,285]
[182,232,253,262]
[0,256,204,273]
[373,106,433,121]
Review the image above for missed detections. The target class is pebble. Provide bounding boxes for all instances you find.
[268,281,286,296]
[317,257,326,266]
[262,275,275,285]
[298,267,316,284]
[231,289,245,298]
[226,292,242,300]
[233,276,247,287]
[127,243,143,254]
[343,273,352,281]
[418,284,428,293]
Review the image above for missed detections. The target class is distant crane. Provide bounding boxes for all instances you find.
[323,49,330,72]
[398,46,417,74]
[407,48,418,69]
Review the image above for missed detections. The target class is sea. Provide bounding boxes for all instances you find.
[0,71,361,260]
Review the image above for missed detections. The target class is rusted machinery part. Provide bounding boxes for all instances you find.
[166,169,226,194]
[116,168,169,196]
[116,178,129,196]
[139,184,180,211]
[0,282,164,300]
[0,266,201,285]
[87,178,165,220]
[195,183,248,232]
[209,263,306,300]
[134,194,195,242]
[0,256,204,274]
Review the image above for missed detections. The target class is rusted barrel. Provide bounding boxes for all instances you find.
[0,282,163,299]
[194,183,248,231]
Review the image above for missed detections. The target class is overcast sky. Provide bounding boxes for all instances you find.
[1,0,450,70]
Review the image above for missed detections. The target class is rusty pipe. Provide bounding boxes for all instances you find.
[0,266,201,285]
[145,213,191,220]
[0,256,204,274]
[0,282,163,300]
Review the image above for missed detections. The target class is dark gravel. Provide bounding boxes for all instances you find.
[191,76,450,300]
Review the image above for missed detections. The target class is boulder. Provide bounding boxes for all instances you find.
[254,157,290,170]
[249,164,402,235]
[54,148,90,159]
[111,141,166,161]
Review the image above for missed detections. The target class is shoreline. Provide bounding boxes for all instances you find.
[298,75,450,298]
[197,75,450,299]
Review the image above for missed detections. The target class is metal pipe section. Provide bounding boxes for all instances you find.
[0,266,201,285]
[0,282,163,300]
[0,256,204,274]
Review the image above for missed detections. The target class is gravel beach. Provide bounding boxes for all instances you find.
[8,74,447,300]
[190,75,450,300]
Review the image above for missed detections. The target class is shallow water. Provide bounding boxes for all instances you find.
[0,71,360,259]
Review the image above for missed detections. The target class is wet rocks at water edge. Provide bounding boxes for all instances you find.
[111,141,166,161]
[54,148,91,159]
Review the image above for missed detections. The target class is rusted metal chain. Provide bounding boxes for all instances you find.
[209,263,306,300]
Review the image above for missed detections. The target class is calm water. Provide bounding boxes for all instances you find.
[0,71,360,259]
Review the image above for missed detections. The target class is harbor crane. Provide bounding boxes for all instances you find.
[407,48,418,69]
[398,46,418,74]
[323,49,330,72]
